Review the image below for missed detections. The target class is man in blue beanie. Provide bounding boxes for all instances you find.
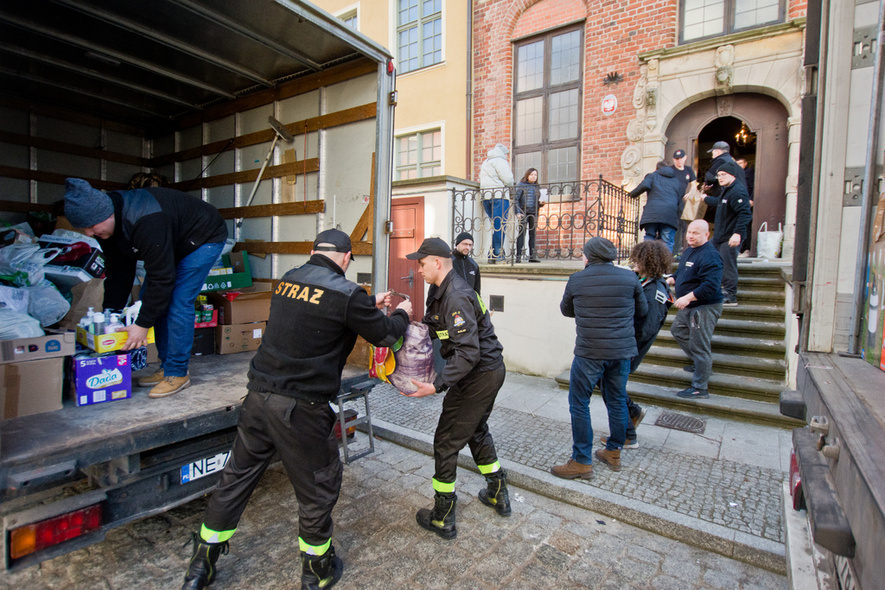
[64,178,228,398]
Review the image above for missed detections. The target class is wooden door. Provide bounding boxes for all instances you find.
[389,197,425,318]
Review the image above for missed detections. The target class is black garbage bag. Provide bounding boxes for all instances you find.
[388,321,437,394]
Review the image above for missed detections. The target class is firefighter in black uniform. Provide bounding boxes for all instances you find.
[405,237,510,539]
[181,229,411,590]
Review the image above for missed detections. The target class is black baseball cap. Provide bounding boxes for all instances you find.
[673,149,686,159]
[406,237,452,259]
[313,229,354,258]
[707,141,730,153]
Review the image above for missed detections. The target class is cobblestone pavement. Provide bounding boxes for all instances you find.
[1,438,785,590]
[367,383,785,544]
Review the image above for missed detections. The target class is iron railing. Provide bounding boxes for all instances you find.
[452,175,640,264]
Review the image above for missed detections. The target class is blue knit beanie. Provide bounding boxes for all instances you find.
[64,178,114,228]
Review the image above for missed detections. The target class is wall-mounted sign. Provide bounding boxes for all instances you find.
[602,94,618,116]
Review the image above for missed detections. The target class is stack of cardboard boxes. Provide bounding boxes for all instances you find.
[207,284,272,354]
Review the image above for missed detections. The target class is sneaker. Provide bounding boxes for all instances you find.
[550,459,593,480]
[138,367,165,387]
[723,298,738,307]
[149,375,191,398]
[738,251,751,258]
[676,386,709,399]
[601,435,638,449]
[683,365,696,373]
[631,407,647,430]
[529,257,541,263]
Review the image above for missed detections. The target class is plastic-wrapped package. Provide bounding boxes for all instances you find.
[26,280,71,326]
[0,307,45,339]
[388,322,437,395]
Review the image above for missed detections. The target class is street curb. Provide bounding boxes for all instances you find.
[368,418,786,575]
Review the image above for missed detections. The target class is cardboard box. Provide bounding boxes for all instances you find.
[0,357,65,419]
[71,354,131,406]
[207,283,273,325]
[0,330,76,364]
[76,326,156,353]
[192,327,216,356]
[216,322,265,355]
[201,251,253,292]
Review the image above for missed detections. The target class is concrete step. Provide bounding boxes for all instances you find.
[641,347,786,379]
[629,363,784,402]
[706,303,786,321]
[653,331,786,357]
[734,275,787,293]
[663,315,785,338]
[726,289,786,305]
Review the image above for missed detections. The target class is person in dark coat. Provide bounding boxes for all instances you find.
[63,178,227,399]
[702,141,746,198]
[670,148,697,256]
[704,161,752,305]
[736,158,755,255]
[551,237,648,477]
[629,161,684,252]
[515,167,543,262]
[451,232,481,293]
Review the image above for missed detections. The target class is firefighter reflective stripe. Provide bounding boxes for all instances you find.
[477,461,501,475]
[299,536,332,556]
[432,477,455,493]
[201,523,236,543]
[476,292,487,314]
[436,330,449,340]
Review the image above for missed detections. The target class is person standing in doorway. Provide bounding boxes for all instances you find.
[671,149,697,256]
[736,158,755,257]
[668,220,724,399]
[479,143,515,263]
[405,238,510,540]
[704,161,752,306]
[515,167,543,262]
[179,229,411,590]
[702,141,745,198]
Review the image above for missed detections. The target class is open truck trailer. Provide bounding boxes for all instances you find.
[0,0,396,571]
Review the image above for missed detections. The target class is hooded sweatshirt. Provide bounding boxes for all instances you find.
[560,239,648,360]
[479,143,515,195]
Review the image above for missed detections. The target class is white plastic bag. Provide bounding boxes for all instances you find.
[0,243,61,286]
[0,285,30,315]
[26,280,71,327]
[756,222,783,259]
[0,307,45,340]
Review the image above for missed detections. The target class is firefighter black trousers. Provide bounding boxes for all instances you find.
[433,364,506,484]
[203,390,342,549]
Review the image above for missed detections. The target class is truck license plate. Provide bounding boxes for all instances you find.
[180,451,231,484]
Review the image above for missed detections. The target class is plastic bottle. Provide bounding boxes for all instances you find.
[92,312,106,336]
[105,313,124,334]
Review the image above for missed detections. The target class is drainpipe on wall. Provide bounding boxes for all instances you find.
[466,0,473,179]
[848,0,885,355]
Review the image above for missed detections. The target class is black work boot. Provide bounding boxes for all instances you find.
[478,470,512,516]
[301,546,343,590]
[416,492,457,539]
[181,533,229,590]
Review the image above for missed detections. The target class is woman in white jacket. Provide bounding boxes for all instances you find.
[479,143,515,263]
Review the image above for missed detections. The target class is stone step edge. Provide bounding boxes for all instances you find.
[643,348,787,372]
[368,418,787,575]
[654,333,787,354]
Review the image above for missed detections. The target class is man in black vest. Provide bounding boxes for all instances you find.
[180,229,411,590]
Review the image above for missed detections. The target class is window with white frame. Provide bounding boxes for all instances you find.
[395,129,442,180]
[397,0,442,74]
[513,26,582,185]
[336,6,359,30]
[680,0,784,43]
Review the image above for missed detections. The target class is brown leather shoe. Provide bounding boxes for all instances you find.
[550,459,593,480]
[138,367,165,387]
[631,407,647,430]
[148,375,190,398]
[595,448,621,472]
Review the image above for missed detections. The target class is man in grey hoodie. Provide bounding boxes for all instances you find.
[479,143,515,263]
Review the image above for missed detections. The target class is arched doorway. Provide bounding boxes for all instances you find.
[665,94,789,255]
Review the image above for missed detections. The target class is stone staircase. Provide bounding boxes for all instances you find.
[558,261,803,428]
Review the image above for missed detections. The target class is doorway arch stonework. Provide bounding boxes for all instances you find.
[621,25,805,257]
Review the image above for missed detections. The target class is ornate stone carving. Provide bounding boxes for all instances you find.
[715,45,735,68]
[716,95,734,117]
[716,66,733,88]
[633,65,648,110]
[626,117,646,142]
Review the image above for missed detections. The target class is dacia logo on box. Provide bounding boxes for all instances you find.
[86,369,123,389]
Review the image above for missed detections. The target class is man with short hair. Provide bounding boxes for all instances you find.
[702,141,746,198]
[668,220,724,399]
[63,178,227,398]
[180,229,412,590]
[704,161,752,305]
[406,237,510,540]
[451,232,481,294]
[551,237,648,477]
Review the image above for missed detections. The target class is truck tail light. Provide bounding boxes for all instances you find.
[789,448,804,510]
[9,504,102,560]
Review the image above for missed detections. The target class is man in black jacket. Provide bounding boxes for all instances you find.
[702,141,746,198]
[704,161,752,305]
[552,237,647,477]
[629,161,684,252]
[452,232,481,293]
[180,229,411,590]
[406,237,509,540]
[667,220,724,399]
[63,178,227,398]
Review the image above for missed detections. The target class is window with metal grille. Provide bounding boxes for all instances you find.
[397,0,442,73]
[395,129,442,180]
[513,26,582,186]
[680,0,784,43]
